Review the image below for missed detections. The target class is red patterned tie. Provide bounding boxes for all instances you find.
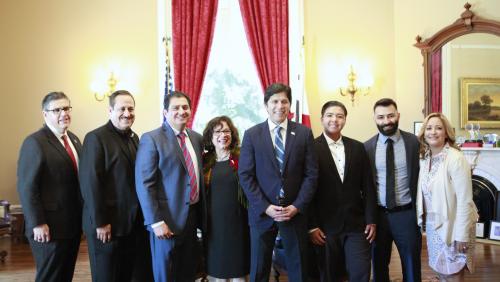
[62,135,78,172]
[178,133,198,203]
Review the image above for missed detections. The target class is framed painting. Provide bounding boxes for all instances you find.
[461,78,500,128]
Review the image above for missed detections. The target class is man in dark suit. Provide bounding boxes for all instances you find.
[238,83,318,282]
[17,92,82,282]
[364,98,421,282]
[79,90,153,282]
[309,101,377,282]
[135,91,206,282]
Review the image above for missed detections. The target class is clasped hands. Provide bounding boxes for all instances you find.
[266,204,298,222]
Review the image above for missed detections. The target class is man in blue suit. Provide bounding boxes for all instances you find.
[135,91,206,282]
[238,83,318,282]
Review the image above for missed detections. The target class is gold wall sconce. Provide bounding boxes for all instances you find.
[94,72,117,102]
[339,65,371,106]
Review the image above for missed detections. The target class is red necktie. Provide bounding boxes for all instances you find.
[178,133,198,203]
[62,135,78,172]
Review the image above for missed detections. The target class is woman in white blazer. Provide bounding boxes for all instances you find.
[416,113,478,281]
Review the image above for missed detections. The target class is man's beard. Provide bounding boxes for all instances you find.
[377,120,399,136]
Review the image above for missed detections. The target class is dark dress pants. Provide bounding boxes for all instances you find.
[372,208,422,282]
[249,214,309,282]
[315,232,371,282]
[86,222,153,282]
[28,234,81,282]
[149,204,201,282]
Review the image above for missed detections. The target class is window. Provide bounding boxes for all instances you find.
[192,0,266,136]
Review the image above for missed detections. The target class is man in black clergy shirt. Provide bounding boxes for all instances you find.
[79,90,153,282]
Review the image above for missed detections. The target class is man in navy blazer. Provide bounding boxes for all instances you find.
[135,91,206,282]
[239,83,318,282]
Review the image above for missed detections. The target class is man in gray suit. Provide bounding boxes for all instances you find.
[364,98,421,282]
[135,91,206,282]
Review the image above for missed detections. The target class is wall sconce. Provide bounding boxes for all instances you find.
[339,65,370,106]
[94,72,117,102]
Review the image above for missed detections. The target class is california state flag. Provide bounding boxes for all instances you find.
[289,0,310,128]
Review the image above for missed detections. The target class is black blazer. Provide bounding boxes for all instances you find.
[17,125,82,239]
[79,121,140,236]
[364,130,420,208]
[309,134,377,235]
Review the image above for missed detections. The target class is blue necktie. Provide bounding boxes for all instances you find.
[274,126,285,202]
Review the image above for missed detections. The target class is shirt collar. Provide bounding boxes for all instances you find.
[378,129,401,144]
[323,133,343,146]
[45,123,67,140]
[268,118,288,132]
[165,120,187,137]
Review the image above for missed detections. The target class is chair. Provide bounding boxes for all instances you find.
[0,200,11,262]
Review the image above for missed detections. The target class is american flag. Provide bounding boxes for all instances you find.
[164,36,174,96]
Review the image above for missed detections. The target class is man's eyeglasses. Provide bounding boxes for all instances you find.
[45,106,72,114]
[213,130,232,136]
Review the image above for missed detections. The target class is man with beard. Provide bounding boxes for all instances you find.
[364,98,421,282]
[80,90,152,281]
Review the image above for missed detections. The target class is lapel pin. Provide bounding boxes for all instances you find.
[291,132,296,136]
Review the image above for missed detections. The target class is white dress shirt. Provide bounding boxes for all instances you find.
[46,123,79,169]
[268,118,288,148]
[323,134,345,182]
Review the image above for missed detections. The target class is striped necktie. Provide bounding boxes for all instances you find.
[178,132,198,203]
[274,126,285,203]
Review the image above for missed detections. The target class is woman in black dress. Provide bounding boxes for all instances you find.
[202,116,249,282]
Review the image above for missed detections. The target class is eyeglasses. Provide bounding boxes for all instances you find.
[45,106,72,114]
[213,130,232,136]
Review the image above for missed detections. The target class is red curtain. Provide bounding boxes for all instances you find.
[239,0,289,91]
[172,0,218,127]
[431,49,442,113]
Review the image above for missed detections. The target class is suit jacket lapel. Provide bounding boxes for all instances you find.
[283,121,296,171]
[43,125,76,169]
[162,123,188,171]
[401,131,414,182]
[320,134,343,184]
[261,122,281,173]
[343,137,352,182]
[186,129,202,173]
[67,131,82,156]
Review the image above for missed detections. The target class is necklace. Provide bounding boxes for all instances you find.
[216,152,230,162]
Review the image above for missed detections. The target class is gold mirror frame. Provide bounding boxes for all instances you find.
[414,2,500,117]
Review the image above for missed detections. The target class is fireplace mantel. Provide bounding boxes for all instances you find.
[462,148,500,191]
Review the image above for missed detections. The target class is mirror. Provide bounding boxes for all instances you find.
[415,3,500,138]
[442,33,500,137]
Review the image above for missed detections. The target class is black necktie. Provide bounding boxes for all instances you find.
[386,138,396,209]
